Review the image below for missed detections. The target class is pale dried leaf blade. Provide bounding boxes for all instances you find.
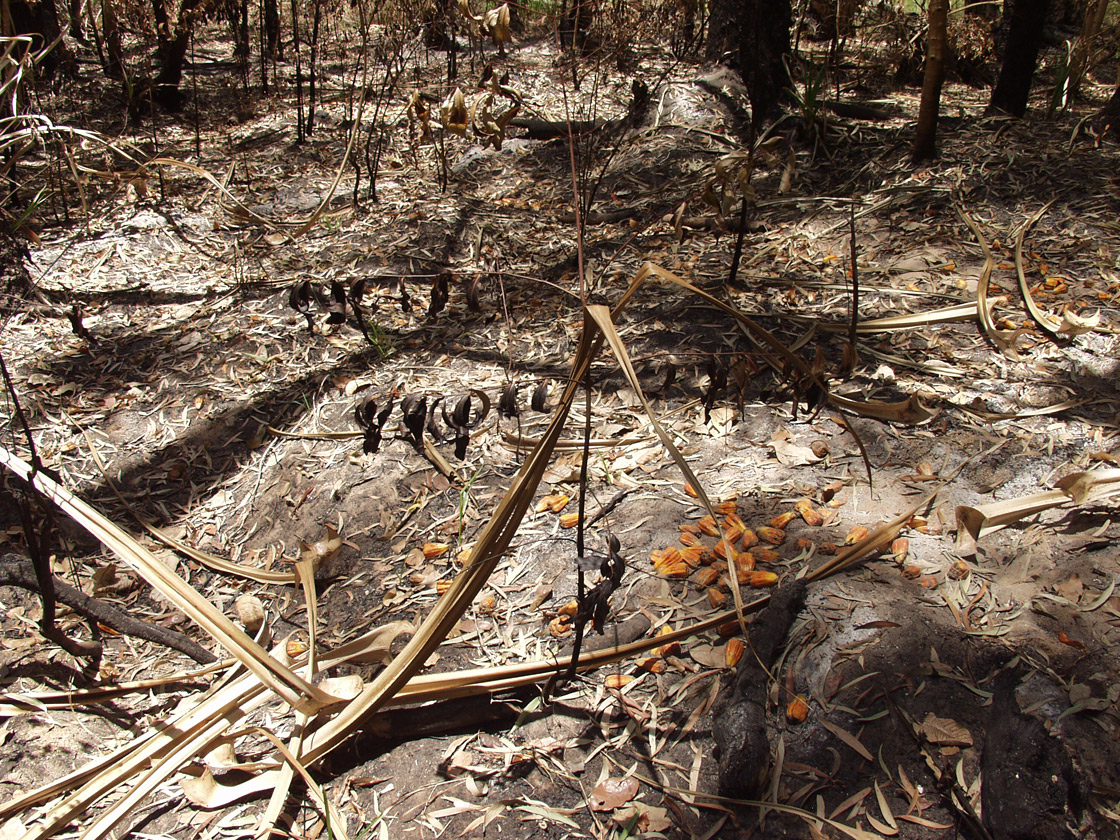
[1014,202,1062,339]
[957,203,1023,359]
[1054,468,1120,505]
[849,302,979,333]
[954,488,1073,551]
[819,719,874,761]
[585,303,750,628]
[0,445,334,714]
[183,769,279,809]
[1056,308,1100,336]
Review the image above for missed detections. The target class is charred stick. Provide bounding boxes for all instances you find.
[0,554,217,665]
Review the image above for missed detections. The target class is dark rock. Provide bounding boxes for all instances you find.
[981,667,1079,840]
[713,580,806,798]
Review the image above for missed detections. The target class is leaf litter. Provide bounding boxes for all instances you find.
[3,28,1120,840]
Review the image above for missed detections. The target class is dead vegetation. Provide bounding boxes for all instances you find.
[2,1,1120,838]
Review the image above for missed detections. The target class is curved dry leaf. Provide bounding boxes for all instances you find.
[951,471,1120,553]
[1014,203,1063,340]
[318,675,364,701]
[456,0,483,22]
[203,742,239,772]
[769,427,821,466]
[1056,309,1100,336]
[829,392,936,425]
[300,524,342,572]
[485,3,511,42]
[820,719,873,761]
[589,776,639,812]
[957,204,1024,359]
[920,713,972,747]
[182,767,279,809]
[1055,468,1120,505]
[688,643,727,669]
[442,88,469,136]
[613,803,672,832]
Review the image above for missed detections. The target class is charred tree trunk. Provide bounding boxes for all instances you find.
[230,0,250,61]
[306,0,321,134]
[559,0,594,51]
[68,0,83,39]
[7,0,73,78]
[291,0,303,141]
[101,0,126,80]
[913,0,948,162]
[262,0,280,57]
[989,0,1051,116]
[706,0,792,129]
[149,0,212,111]
[153,28,190,109]
[1096,75,1120,140]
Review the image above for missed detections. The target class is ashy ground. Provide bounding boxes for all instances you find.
[2,19,1120,840]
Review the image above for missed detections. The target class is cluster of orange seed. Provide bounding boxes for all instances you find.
[651,491,834,609]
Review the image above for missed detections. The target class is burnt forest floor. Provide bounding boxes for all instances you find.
[2,19,1120,840]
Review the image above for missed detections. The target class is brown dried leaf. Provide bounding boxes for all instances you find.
[770,428,823,466]
[589,776,640,812]
[920,713,973,747]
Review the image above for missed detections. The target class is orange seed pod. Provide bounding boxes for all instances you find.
[725,638,745,668]
[656,639,682,658]
[679,530,702,547]
[891,537,909,563]
[679,546,704,567]
[713,538,738,562]
[662,560,692,579]
[795,498,823,526]
[947,559,970,580]
[749,546,781,564]
[770,511,797,530]
[286,638,308,659]
[697,515,721,537]
[694,566,721,588]
[845,524,870,545]
[717,620,740,636]
[546,494,570,512]
[757,526,786,546]
[786,695,809,724]
[423,541,451,559]
[749,570,779,588]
